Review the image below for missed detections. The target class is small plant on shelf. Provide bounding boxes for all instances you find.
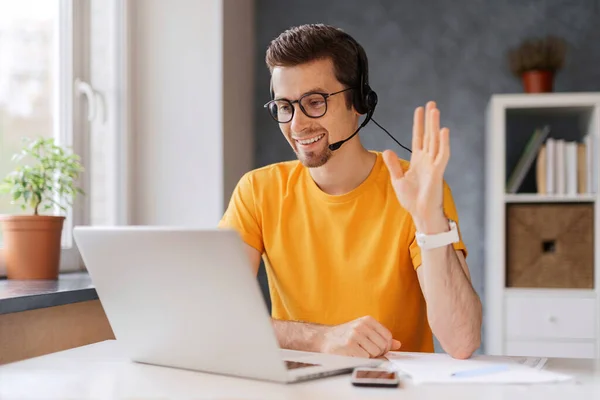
[0,137,85,280]
[508,35,567,93]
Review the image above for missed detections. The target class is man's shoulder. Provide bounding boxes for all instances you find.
[241,159,303,187]
[374,151,411,177]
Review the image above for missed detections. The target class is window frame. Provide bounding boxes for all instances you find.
[59,0,90,272]
[106,0,132,227]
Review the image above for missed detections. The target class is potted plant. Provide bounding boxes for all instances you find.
[508,35,567,93]
[0,137,84,280]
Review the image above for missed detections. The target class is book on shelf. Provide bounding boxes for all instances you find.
[535,133,596,196]
[506,126,550,193]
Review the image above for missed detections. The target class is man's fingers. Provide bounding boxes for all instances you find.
[353,325,384,357]
[426,101,436,156]
[382,150,404,181]
[363,327,391,356]
[435,127,450,168]
[429,107,440,158]
[349,345,371,359]
[339,317,401,358]
[364,317,394,351]
[423,101,436,153]
[412,106,424,151]
[355,335,383,358]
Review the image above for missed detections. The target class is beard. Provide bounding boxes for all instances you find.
[293,131,332,168]
[297,147,332,168]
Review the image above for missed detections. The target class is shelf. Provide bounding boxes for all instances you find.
[490,93,600,109]
[504,288,596,299]
[504,194,596,203]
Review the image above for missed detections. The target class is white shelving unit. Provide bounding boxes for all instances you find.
[504,193,597,203]
[485,92,600,359]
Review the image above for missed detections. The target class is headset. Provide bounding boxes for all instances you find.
[269,30,411,154]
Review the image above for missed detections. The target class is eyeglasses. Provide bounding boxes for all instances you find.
[264,87,353,123]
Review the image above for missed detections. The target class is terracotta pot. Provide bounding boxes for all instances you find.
[0,215,65,280]
[522,70,554,93]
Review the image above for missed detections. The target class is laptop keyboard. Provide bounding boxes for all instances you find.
[285,360,320,370]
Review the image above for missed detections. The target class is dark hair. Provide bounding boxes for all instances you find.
[265,24,364,108]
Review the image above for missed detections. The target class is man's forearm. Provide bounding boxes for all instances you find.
[271,319,325,353]
[415,215,482,359]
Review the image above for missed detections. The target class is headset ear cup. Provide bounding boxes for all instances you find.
[366,88,378,112]
[356,86,377,116]
[353,89,366,115]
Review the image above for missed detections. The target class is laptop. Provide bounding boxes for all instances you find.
[72,226,381,383]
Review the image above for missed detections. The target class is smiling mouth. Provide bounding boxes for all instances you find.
[295,133,325,145]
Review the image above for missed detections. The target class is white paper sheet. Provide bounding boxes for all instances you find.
[386,352,571,385]
[484,355,548,370]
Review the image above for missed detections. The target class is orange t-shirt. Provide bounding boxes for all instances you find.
[219,151,467,352]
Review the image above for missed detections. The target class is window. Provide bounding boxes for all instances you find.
[0,0,129,275]
[0,1,62,227]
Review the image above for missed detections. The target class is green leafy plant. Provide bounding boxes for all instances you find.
[508,35,567,77]
[0,137,85,215]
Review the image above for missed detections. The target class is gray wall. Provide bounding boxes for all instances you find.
[253,0,600,352]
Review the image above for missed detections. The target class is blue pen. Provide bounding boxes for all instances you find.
[451,364,510,378]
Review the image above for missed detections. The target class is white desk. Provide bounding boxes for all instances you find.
[1,340,599,399]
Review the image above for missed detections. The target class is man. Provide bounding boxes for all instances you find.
[219,24,482,359]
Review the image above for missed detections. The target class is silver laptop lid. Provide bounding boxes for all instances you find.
[73,226,289,382]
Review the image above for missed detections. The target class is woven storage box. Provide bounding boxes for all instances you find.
[506,203,594,289]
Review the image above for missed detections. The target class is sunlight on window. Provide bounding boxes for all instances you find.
[0,0,59,243]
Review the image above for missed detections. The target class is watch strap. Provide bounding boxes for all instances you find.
[416,219,459,250]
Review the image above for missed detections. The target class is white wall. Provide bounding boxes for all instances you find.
[130,0,254,227]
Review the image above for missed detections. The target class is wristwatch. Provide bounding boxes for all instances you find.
[416,219,459,250]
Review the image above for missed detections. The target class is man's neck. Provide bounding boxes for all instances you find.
[308,143,377,196]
